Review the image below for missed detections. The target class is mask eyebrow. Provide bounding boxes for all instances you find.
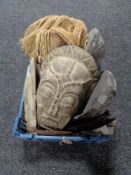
[59,84,82,96]
[40,81,56,93]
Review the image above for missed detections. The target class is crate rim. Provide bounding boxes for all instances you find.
[13,65,111,143]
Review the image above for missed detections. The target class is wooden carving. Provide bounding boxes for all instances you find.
[75,70,117,119]
[37,45,99,130]
[24,58,37,131]
[86,28,105,65]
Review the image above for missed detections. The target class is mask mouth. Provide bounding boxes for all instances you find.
[38,112,72,130]
[38,116,58,130]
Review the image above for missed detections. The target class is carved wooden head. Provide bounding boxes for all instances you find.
[37,45,98,130]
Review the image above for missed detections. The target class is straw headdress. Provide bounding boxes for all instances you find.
[20,15,88,62]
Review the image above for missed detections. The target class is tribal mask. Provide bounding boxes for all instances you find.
[37,45,98,130]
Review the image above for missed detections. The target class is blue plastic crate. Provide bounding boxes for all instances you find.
[13,66,111,144]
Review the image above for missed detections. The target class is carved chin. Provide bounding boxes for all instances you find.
[37,115,57,129]
[37,113,71,130]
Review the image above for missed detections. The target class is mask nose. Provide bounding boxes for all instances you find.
[47,106,59,116]
[52,106,59,116]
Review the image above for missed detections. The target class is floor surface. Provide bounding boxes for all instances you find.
[0,0,131,175]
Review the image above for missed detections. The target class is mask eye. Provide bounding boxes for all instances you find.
[41,86,53,99]
[61,96,76,108]
[40,82,55,99]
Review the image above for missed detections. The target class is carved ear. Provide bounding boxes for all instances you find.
[74,69,117,120]
[86,28,105,65]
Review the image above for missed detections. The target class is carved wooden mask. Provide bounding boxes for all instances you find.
[37,45,98,130]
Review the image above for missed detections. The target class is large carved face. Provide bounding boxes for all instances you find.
[37,46,98,130]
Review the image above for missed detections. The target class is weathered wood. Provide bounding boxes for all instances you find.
[75,70,117,119]
[86,28,105,65]
[24,58,37,131]
[37,45,99,130]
